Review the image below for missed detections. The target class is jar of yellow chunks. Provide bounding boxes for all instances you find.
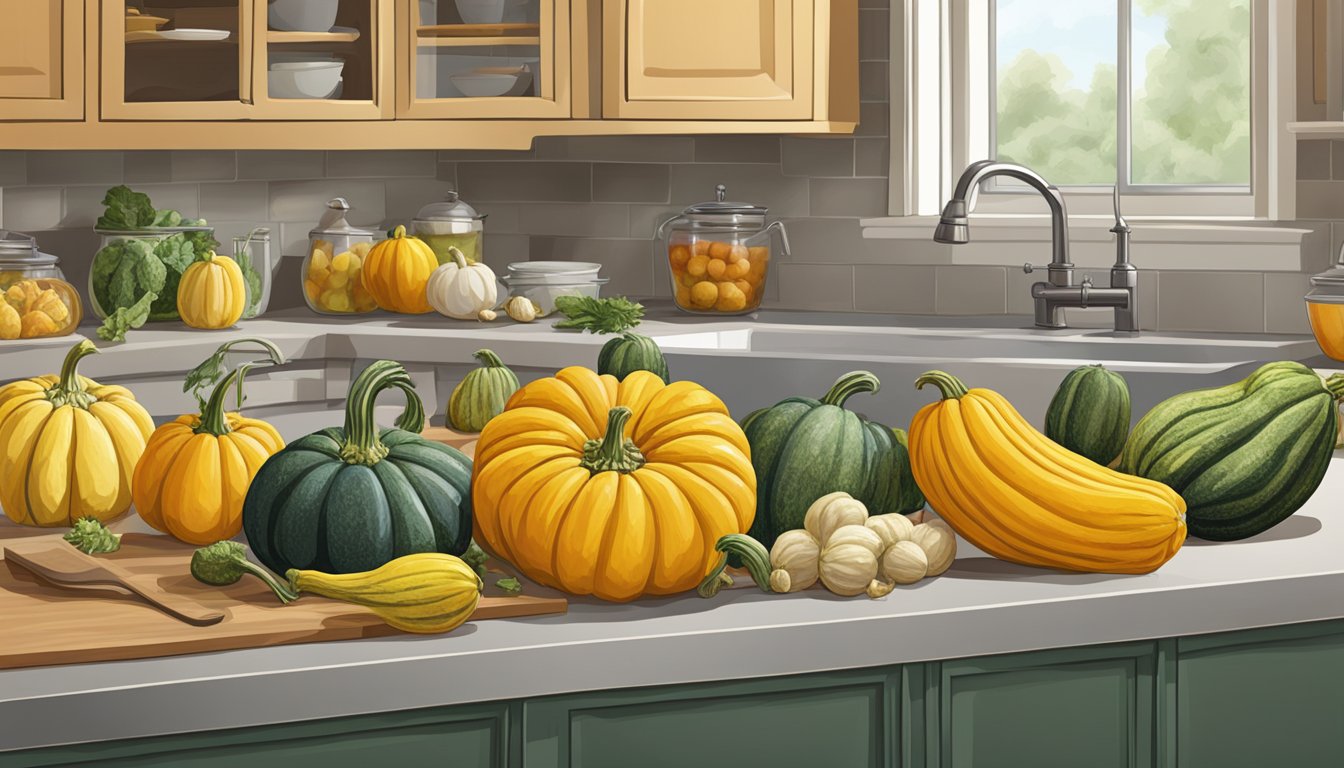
[301,198,377,315]
[0,230,83,341]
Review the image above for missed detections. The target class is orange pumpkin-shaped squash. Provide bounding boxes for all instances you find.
[361,225,437,314]
[472,367,756,602]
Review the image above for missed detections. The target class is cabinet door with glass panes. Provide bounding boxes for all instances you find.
[0,0,83,120]
[395,0,570,118]
[103,1,391,120]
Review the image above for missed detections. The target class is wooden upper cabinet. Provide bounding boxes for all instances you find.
[396,0,570,119]
[101,1,392,121]
[0,0,83,121]
[603,0,815,120]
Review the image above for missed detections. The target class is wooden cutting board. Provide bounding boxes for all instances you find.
[0,431,568,671]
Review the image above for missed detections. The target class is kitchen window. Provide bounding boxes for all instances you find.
[885,0,1296,222]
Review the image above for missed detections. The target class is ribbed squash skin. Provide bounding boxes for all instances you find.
[742,371,925,551]
[447,349,520,433]
[288,553,482,634]
[0,341,154,526]
[243,360,473,574]
[177,254,247,329]
[1044,364,1131,466]
[362,226,437,314]
[598,332,670,383]
[1118,361,1344,541]
[910,370,1186,574]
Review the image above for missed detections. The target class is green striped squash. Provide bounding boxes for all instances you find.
[741,371,925,551]
[447,349,520,433]
[1119,361,1344,541]
[598,332,670,383]
[1044,364,1131,466]
[243,360,473,574]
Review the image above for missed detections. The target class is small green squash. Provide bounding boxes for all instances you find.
[242,360,473,574]
[1044,364,1131,466]
[1119,361,1344,541]
[598,332,670,383]
[741,371,925,551]
[447,349,520,433]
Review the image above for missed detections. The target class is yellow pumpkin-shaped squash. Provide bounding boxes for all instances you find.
[178,252,248,329]
[133,362,285,545]
[472,366,757,602]
[0,341,154,526]
[362,226,437,314]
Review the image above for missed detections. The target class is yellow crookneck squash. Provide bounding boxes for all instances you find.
[177,251,247,329]
[908,370,1186,575]
[361,226,437,314]
[134,362,285,545]
[472,367,756,602]
[0,340,154,526]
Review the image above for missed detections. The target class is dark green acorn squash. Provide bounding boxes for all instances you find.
[1119,361,1344,541]
[742,371,925,550]
[243,360,473,574]
[598,332,670,383]
[1044,364,1131,466]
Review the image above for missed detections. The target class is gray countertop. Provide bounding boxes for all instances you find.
[0,307,1337,754]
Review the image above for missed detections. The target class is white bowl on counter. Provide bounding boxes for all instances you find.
[507,261,602,281]
[269,0,340,32]
[502,276,608,314]
[269,57,345,99]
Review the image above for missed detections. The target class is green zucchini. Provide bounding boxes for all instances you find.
[1044,364,1131,466]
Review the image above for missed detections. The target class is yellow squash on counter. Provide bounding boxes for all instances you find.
[288,553,483,634]
[133,362,285,545]
[361,225,437,314]
[0,341,154,526]
[177,251,247,329]
[908,370,1186,574]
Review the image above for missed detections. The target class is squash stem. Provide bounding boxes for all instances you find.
[1326,373,1344,401]
[195,363,254,436]
[579,407,645,474]
[448,246,469,270]
[392,381,426,433]
[46,340,98,409]
[473,349,507,369]
[340,360,417,465]
[697,534,774,598]
[821,371,881,407]
[915,370,970,400]
[241,558,299,604]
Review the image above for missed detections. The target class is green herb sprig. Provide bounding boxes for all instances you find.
[64,517,122,555]
[183,337,286,412]
[552,296,645,335]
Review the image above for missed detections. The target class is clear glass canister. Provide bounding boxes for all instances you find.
[303,198,377,315]
[412,191,485,266]
[656,184,791,315]
[233,227,272,319]
[89,225,217,321]
[1306,252,1344,361]
[0,230,83,341]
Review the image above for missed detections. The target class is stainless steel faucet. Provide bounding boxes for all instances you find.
[933,160,1140,335]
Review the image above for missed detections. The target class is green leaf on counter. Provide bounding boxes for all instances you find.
[462,539,489,578]
[495,577,522,596]
[552,295,645,335]
[96,291,156,342]
[63,517,121,555]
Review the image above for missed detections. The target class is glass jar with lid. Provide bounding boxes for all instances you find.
[89,224,217,321]
[1307,248,1344,361]
[302,198,378,315]
[656,184,791,315]
[233,227,272,320]
[0,230,83,341]
[412,191,486,266]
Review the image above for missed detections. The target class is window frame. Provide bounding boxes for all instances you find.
[887,0,1296,221]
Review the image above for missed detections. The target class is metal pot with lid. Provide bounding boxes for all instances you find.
[413,191,486,265]
[656,184,790,315]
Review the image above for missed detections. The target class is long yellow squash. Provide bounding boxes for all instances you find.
[908,370,1186,574]
[0,341,154,526]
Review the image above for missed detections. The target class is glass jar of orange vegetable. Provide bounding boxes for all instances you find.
[301,198,378,316]
[656,184,791,315]
[0,230,83,341]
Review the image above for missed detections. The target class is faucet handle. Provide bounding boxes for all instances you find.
[1081,274,1093,287]
[1023,262,1034,274]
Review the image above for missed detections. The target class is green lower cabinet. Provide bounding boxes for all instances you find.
[521,669,899,768]
[1178,622,1344,768]
[927,643,1158,768]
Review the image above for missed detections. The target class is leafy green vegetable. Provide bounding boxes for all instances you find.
[552,296,645,335]
[152,208,183,228]
[495,577,522,596]
[95,185,156,230]
[183,337,286,411]
[191,541,296,604]
[63,517,122,554]
[462,539,489,579]
[148,234,197,319]
[97,291,156,342]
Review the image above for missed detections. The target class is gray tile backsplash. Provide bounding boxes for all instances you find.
[0,11,1329,336]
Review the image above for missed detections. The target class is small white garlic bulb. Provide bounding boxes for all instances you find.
[504,295,540,323]
[804,493,868,547]
[825,524,884,558]
[881,540,929,584]
[866,513,915,549]
[818,541,879,597]
[910,521,957,576]
[768,529,820,593]
[477,308,498,322]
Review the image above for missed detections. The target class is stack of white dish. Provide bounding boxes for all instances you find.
[269,0,341,32]
[502,261,608,313]
[269,53,345,99]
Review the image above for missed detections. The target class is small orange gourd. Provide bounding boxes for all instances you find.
[133,362,285,545]
[361,226,437,314]
[471,366,757,602]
